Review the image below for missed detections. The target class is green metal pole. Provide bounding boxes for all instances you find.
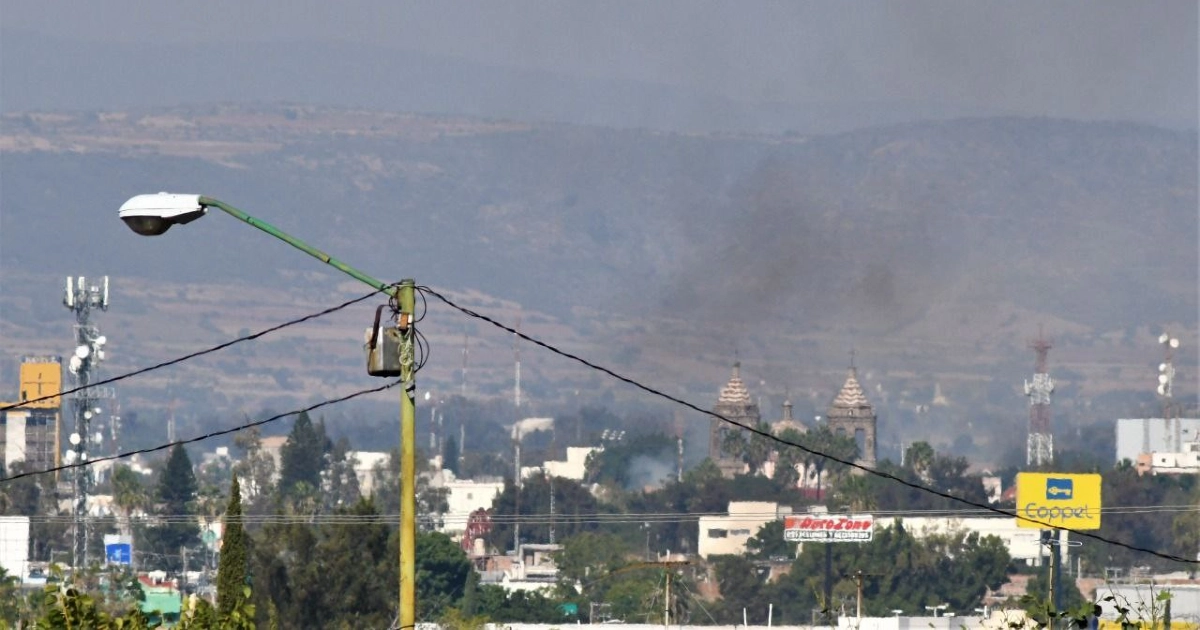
[199,197,397,297]
[197,197,416,622]
[398,280,417,628]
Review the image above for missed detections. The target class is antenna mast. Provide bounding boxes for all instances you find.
[514,315,522,410]
[1157,332,1181,452]
[461,333,469,398]
[63,275,112,570]
[1024,327,1054,467]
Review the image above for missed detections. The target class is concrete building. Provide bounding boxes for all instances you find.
[698,501,791,558]
[1095,583,1200,625]
[348,450,390,496]
[0,516,30,581]
[1116,418,1200,464]
[871,516,1068,567]
[431,470,505,536]
[498,543,562,592]
[520,446,599,482]
[0,356,64,475]
[1136,442,1200,475]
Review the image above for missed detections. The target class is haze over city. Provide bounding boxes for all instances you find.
[0,2,1197,627]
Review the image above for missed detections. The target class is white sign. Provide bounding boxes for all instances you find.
[783,514,874,542]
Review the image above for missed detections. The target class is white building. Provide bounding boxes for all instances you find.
[872,516,1067,567]
[500,543,562,592]
[520,446,600,482]
[698,501,791,558]
[348,451,390,496]
[1116,418,1200,464]
[432,470,505,536]
[1137,442,1200,475]
[1095,583,1200,624]
[0,516,29,580]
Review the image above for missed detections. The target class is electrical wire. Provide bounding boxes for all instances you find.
[0,380,401,484]
[417,285,1200,565]
[35,504,1197,526]
[1,287,389,412]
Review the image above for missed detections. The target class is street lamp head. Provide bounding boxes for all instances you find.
[118,193,206,236]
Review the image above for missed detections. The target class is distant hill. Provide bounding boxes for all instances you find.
[1,105,1195,465]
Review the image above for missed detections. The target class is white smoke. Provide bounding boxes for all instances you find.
[511,417,555,440]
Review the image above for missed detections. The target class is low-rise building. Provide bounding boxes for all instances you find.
[1136,442,1200,475]
[431,470,505,536]
[348,450,390,496]
[520,446,600,482]
[1116,418,1200,464]
[872,516,1067,567]
[698,501,791,559]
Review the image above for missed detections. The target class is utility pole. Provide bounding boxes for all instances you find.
[855,570,864,623]
[824,544,833,624]
[397,281,417,630]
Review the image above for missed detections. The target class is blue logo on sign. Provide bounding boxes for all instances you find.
[105,543,131,565]
[1045,478,1073,500]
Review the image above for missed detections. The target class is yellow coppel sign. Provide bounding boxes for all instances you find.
[1015,473,1102,530]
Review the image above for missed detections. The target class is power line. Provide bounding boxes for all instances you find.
[1,287,388,412]
[0,380,400,485]
[417,285,1200,565]
[28,504,1200,526]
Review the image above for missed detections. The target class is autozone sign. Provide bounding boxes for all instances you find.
[783,514,874,542]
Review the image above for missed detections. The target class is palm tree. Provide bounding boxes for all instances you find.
[111,464,147,536]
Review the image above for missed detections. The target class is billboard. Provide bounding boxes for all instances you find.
[1015,473,1102,530]
[783,514,874,542]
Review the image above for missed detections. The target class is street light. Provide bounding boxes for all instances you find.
[924,604,949,617]
[118,192,419,626]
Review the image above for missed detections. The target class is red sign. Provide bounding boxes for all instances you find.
[783,514,874,542]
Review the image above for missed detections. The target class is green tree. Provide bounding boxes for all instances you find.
[141,444,199,571]
[231,427,276,511]
[745,519,797,560]
[443,435,461,477]
[416,531,474,620]
[712,554,774,623]
[217,475,247,615]
[323,436,362,512]
[279,411,329,498]
[111,464,148,533]
[319,498,394,627]
[798,426,858,499]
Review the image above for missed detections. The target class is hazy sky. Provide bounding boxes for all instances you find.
[3,1,1197,129]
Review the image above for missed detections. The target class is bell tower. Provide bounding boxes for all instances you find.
[825,357,877,468]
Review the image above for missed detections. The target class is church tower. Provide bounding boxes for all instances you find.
[709,362,760,477]
[826,364,878,468]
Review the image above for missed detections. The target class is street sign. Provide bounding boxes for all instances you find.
[104,533,133,565]
[1015,472,1102,530]
[105,543,131,565]
[783,514,874,542]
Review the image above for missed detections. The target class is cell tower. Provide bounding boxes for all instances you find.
[1024,328,1054,467]
[513,315,522,410]
[1157,332,1181,452]
[461,333,469,398]
[63,275,112,569]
